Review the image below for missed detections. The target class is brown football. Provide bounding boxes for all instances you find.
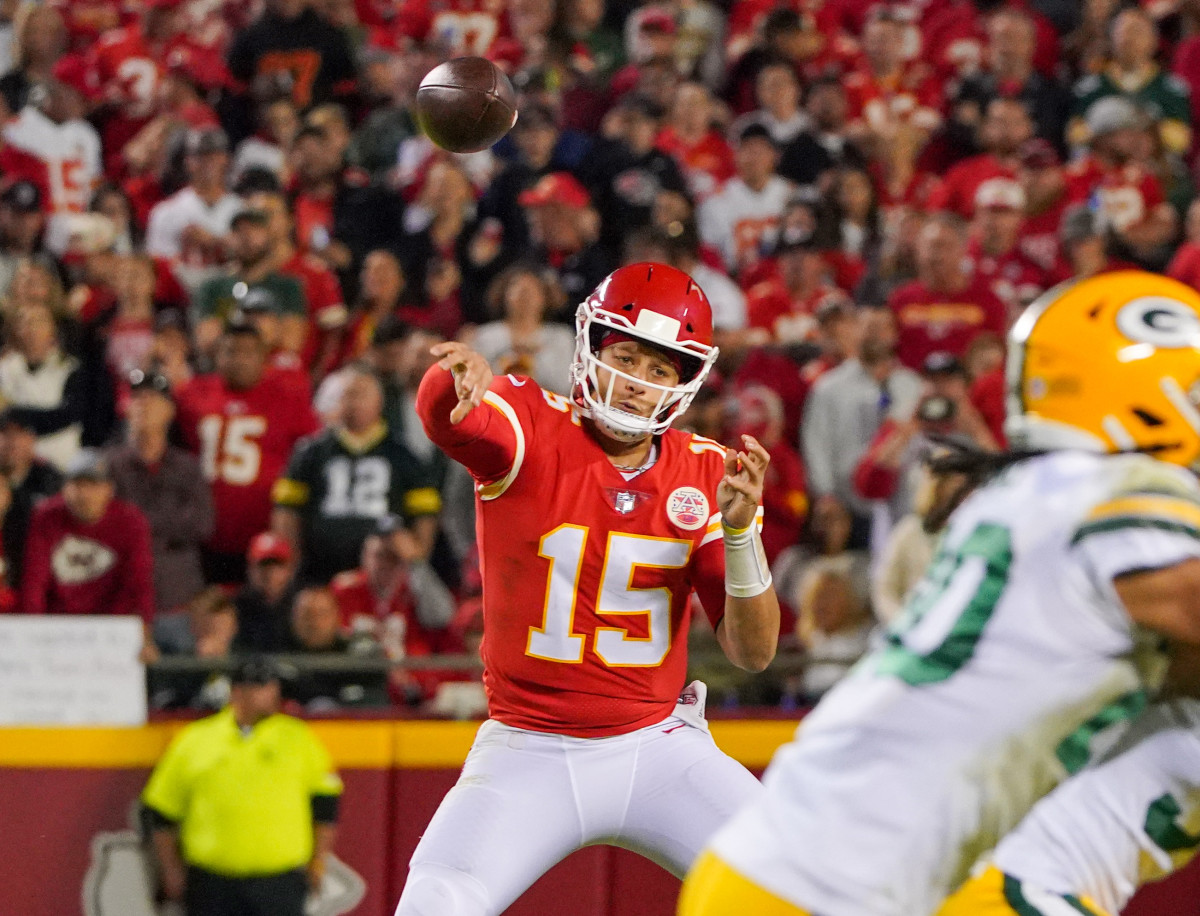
[414,57,518,154]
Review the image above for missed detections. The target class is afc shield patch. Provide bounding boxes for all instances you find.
[666,486,709,531]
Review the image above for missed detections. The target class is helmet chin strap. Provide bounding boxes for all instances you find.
[590,408,653,443]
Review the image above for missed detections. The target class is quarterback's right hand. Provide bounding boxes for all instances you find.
[432,342,493,424]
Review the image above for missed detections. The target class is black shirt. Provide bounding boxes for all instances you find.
[227,8,356,108]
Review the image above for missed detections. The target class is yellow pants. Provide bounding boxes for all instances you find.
[936,865,1111,916]
[678,851,812,916]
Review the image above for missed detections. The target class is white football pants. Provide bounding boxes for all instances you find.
[395,711,762,916]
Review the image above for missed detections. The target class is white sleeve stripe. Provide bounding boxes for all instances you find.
[476,391,525,501]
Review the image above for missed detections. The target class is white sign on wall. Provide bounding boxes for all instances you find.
[0,615,146,725]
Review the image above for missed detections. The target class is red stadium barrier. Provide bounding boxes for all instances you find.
[1,720,1197,916]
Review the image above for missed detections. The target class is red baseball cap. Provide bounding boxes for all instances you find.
[639,9,678,34]
[247,532,292,564]
[51,55,100,101]
[517,172,591,209]
[974,178,1025,212]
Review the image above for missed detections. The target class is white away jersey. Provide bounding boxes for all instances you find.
[711,450,1200,916]
[3,107,101,214]
[994,699,1200,916]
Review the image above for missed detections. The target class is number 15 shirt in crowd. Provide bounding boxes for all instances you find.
[176,371,318,556]
[417,367,745,738]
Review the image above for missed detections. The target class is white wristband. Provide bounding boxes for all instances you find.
[723,521,772,599]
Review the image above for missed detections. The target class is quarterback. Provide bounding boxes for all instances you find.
[395,264,780,916]
[682,270,1200,916]
[938,698,1200,916]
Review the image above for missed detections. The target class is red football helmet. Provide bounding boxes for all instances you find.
[571,263,719,441]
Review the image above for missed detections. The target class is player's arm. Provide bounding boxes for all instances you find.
[1114,559,1200,645]
[713,435,780,672]
[415,341,518,483]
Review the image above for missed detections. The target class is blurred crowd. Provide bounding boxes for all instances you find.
[2,0,1200,713]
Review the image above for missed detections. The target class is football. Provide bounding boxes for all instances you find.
[414,57,519,154]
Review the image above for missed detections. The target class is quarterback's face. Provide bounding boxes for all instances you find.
[595,340,680,419]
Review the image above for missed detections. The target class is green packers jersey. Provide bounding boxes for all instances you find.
[273,425,440,582]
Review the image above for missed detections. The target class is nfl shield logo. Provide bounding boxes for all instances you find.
[614,491,637,514]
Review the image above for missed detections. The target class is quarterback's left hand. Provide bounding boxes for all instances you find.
[718,435,769,531]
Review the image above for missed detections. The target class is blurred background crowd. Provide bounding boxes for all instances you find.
[1,0,1197,714]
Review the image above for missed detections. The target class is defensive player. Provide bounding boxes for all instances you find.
[681,270,1200,916]
[395,263,780,916]
[938,699,1200,916]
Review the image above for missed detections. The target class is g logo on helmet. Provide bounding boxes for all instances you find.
[1115,296,1200,349]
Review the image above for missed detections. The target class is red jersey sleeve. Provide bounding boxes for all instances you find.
[416,364,524,486]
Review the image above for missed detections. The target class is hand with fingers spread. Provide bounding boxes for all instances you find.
[431,341,494,424]
[718,434,770,530]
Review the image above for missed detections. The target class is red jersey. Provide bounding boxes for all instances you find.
[20,495,154,622]
[395,0,509,56]
[927,154,1017,218]
[746,278,850,344]
[50,0,136,52]
[1020,194,1071,271]
[1065,156,1166,234]
[1168,241,1200,291]
[280,251,347,371]
[655,128,735,202]
[844,62,943,135]
[967,238,1048,318]
[888,276,1008,370]
[416,369,735,737]
[175,372,319,555]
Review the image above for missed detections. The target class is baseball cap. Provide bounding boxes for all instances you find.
[51,55,99,101]
[974,178,1026,212]
[1085,96,1142,140]
[922,351,965,376]
[1018,138,1059,170]
[128,368,173,399]
[230,207,270,230]
[65,448,111,482]
[185,127,229,156]
[247,531,292,564]
[638,9,678,34]
[1,180,43,213]
[229,654,280,686]
[518,172,591,209]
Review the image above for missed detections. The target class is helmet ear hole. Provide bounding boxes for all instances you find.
[1133,408,1166,427]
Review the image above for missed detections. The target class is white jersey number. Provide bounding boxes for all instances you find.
[198,415,266,486]
[527,525,691,667]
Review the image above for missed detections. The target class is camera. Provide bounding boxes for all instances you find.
[916,394,957,426]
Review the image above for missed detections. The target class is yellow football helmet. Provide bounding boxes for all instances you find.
[1007,270,1200,470]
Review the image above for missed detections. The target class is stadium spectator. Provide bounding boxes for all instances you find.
[20,447,154,623]
[0,302,86,470]
[663,222,748,338]
[3,54,100,226]
[1070,7,1191,157]
[272,363,440,584]
[1066,96,1178,267]
[0,181,50,296]
[175,320,317,584]
[1014,138,1070,272]
[517,171,612,311]
[698,123,793,274]
[746,238,850,346]
[1056,203,1134,282]
[0,5,67,116]
[226,0,357,113]
[283,586,389,709]
[1168,198,1200,291]
[801,306,922,546]
[144,127,241,285]
[791,553,873,701]
[968,179,1048,319]
[471,263,573,394]
[952,8,1070,156]
[142,655,343,915]
[287,123,405,301]
[583,93,688,258]
[107,368,212,614]
[192,207,307,357]
[887,214,1008,370]
[231,94,301,186]
[332,523,457,704]
[337,249,405,367]
[723,9,815,115]
[928,97,1033,219]
[0,406,60,590]
[656,81,734,203]
[777,76,865,188]
[244,188,347,377]
[730,62,808,148]
[233,531,297,652]
[149,586,239,711]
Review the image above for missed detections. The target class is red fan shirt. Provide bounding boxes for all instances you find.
[927,154,1018,219]
[967,238,1049,319]
[175,372,319,555]
[416,368,737,737]
[888,276,1008,370]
